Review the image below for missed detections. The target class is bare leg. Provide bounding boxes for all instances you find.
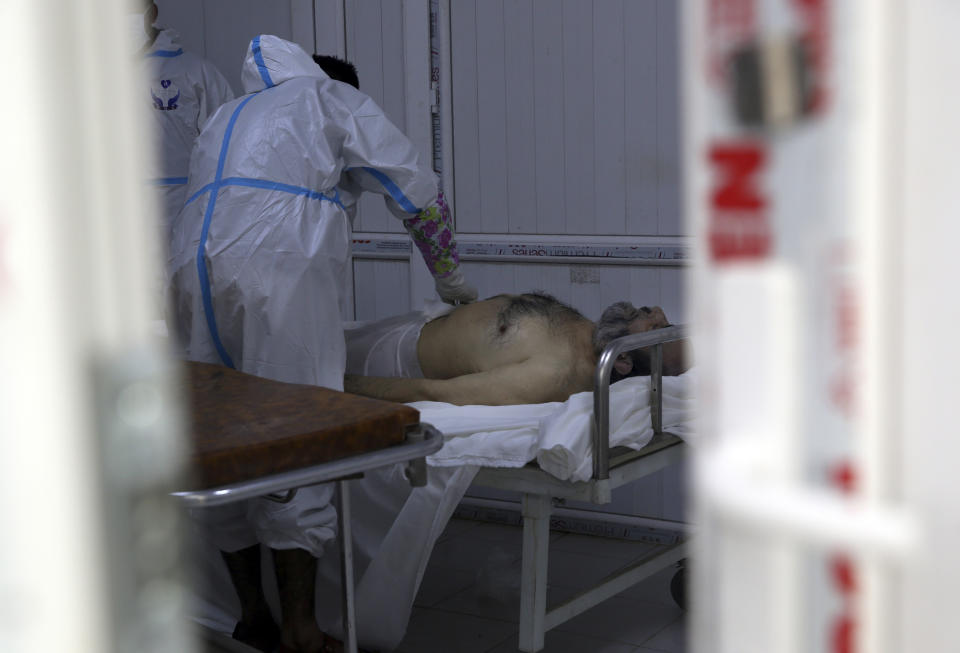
[220,545,280,652]
[273,547,329,653]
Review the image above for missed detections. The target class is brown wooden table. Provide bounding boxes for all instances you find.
[171,361,443,653]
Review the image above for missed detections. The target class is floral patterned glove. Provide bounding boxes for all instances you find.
[403,192,478,303]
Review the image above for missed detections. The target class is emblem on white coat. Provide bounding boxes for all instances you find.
[151,79,181,111]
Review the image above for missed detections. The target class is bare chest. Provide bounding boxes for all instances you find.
[419,311,594,392]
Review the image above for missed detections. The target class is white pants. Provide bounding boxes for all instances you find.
[343,300,453,378]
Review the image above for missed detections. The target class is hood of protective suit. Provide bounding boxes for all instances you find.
[149,26,182,54]
[240,34,327,94]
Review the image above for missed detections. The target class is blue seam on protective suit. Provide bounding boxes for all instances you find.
[184,178,344,210]
[251,36,275,89]
[219,177,346,209]
[355,166,421,214]
[151,177,189,186]
[185,182,217,206]
[191,93,346,369]
[195,94,258,369]
[148,48,184,58]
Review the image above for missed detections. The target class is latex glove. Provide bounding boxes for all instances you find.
[434,267,478,304]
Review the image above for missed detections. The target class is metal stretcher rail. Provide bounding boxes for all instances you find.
[172,423,443,506]
[471,324,690,652]
[593,324,688,480]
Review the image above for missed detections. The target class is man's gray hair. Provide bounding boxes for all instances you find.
[593,301,643,356]
[593,301,656,381]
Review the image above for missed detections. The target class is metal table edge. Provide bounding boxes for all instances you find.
[172,422,443,507]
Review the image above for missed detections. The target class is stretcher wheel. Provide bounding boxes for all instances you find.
[670,562,687,610]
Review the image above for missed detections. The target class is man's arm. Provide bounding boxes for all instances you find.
[343,375,434,404]
[344,359,572,406]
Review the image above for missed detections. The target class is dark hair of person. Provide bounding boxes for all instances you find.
[312,54,360,89]
[495,292,586,333]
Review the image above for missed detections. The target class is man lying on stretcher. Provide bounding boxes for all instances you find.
[343,292,688,406]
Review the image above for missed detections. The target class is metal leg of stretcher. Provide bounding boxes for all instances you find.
[337,479,358,653]
[519,493,552,653]
[516,487,688,653]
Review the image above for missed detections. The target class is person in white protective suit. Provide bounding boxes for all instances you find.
[167,35,477,653]
[133,1,234,238]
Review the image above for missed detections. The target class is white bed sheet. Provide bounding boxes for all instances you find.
[416,368,696,481]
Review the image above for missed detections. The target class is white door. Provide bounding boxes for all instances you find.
[686,0,960,651]
[1,2,190,651]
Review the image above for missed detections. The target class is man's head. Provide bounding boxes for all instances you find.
[312,54,360,89]
[594,302,674,381]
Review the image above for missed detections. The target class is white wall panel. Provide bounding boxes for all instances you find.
[349,0,399,234]
[314,0,346,56]
[655,0,682,235]
[561,0,597,235]
[628,266,668,318]
[450,2,482,232]
[660,459,687,522]
[531,2,565,235]
[203,0,296,92]
[450,0,681,236]
[289,1,317,57]
[625,0,660,235]
[593,0,627,236]
[155,0,311,97]
[503,0,538,234]
[658,266,686,323]
[621,474,664,519]
[154,0,207,64]
[351,259,412,321]
[348,0,385,102]
[347,0,432,236]
[380,1,408,127]
[475,1,511,234]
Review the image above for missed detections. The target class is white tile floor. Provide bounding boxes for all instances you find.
[393,518,687,653]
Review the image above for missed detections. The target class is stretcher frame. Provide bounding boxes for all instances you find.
[173,422,443,653]
[471,325,688,653]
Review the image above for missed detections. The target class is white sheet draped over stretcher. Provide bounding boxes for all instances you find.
[414,369,696,481]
